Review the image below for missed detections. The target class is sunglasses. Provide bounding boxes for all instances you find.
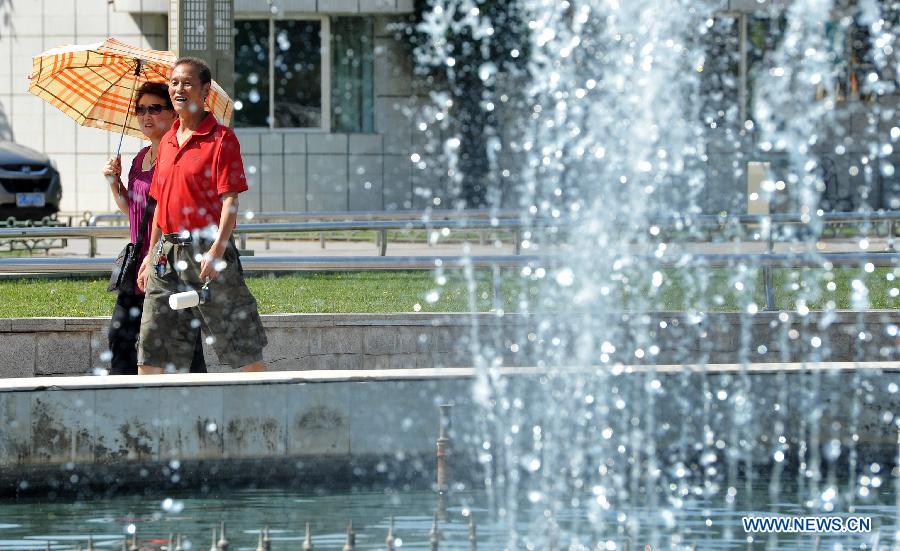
[135,104,171,116]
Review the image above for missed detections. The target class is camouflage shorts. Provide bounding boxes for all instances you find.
[138,236,267,370]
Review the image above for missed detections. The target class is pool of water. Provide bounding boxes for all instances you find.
[0,479,895,549]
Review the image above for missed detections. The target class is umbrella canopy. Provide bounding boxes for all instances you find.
[28,38,233,141]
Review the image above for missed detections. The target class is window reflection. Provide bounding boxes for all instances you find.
[233,20,270,128]
[332,17,374,133]
[274,20,322,128]
[233,19,323,129]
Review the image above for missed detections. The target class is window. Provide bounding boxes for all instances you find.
[274,20,323,128]
[233,17,326,129]
[331,17,374,133]
[233,20,270,127]
[233,16,375,132]
[698,16,741,129]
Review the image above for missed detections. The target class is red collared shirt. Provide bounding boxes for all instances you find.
[149,113,248,234]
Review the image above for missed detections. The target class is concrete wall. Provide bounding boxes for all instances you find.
[0,311,896,377]
[0,369,478,494]
[0,364,897,495]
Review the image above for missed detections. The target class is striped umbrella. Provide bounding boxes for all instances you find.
[27,37,233,153]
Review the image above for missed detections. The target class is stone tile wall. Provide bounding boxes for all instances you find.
[0,311,896,378]
[0,313,479,377]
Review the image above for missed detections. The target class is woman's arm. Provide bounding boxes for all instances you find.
[103,155,129,215]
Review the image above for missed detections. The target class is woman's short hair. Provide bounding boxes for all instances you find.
[173,56,212,86]
[135,81,174,109]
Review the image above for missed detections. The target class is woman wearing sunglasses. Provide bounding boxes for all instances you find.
[102,81,206,375]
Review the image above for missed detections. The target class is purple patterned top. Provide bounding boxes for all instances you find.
[126,147,153,293]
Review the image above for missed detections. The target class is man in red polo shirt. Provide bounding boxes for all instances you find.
[136,57,267,374]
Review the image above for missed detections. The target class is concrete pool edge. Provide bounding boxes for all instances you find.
[1,364,898,497]
[0,362,897,391]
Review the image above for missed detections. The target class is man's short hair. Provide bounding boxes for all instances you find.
[173,56,212,86]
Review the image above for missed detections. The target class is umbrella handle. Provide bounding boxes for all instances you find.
[116,59,143,157]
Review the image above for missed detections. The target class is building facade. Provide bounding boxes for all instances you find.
[0,0,895,216]
[0,0,430,215]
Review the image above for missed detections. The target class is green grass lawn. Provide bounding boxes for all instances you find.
[0,267,895,318]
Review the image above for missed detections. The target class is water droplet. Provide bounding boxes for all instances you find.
[555,268,574,287]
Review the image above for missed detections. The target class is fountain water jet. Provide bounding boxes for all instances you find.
[413,0,899,547]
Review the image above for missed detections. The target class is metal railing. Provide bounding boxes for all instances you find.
[660,210,900,225]
[84,207,525,226]
[1,219,525,257]
[7,209,900,258]
[662,210,899,253]
[0,217,70,255]
[0,254,539,273]
[78,208,900,232]
[1,251,895,271]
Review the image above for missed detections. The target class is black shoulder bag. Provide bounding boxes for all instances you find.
[108,199,156,294]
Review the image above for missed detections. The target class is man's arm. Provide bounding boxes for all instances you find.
[199,191,238,280]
